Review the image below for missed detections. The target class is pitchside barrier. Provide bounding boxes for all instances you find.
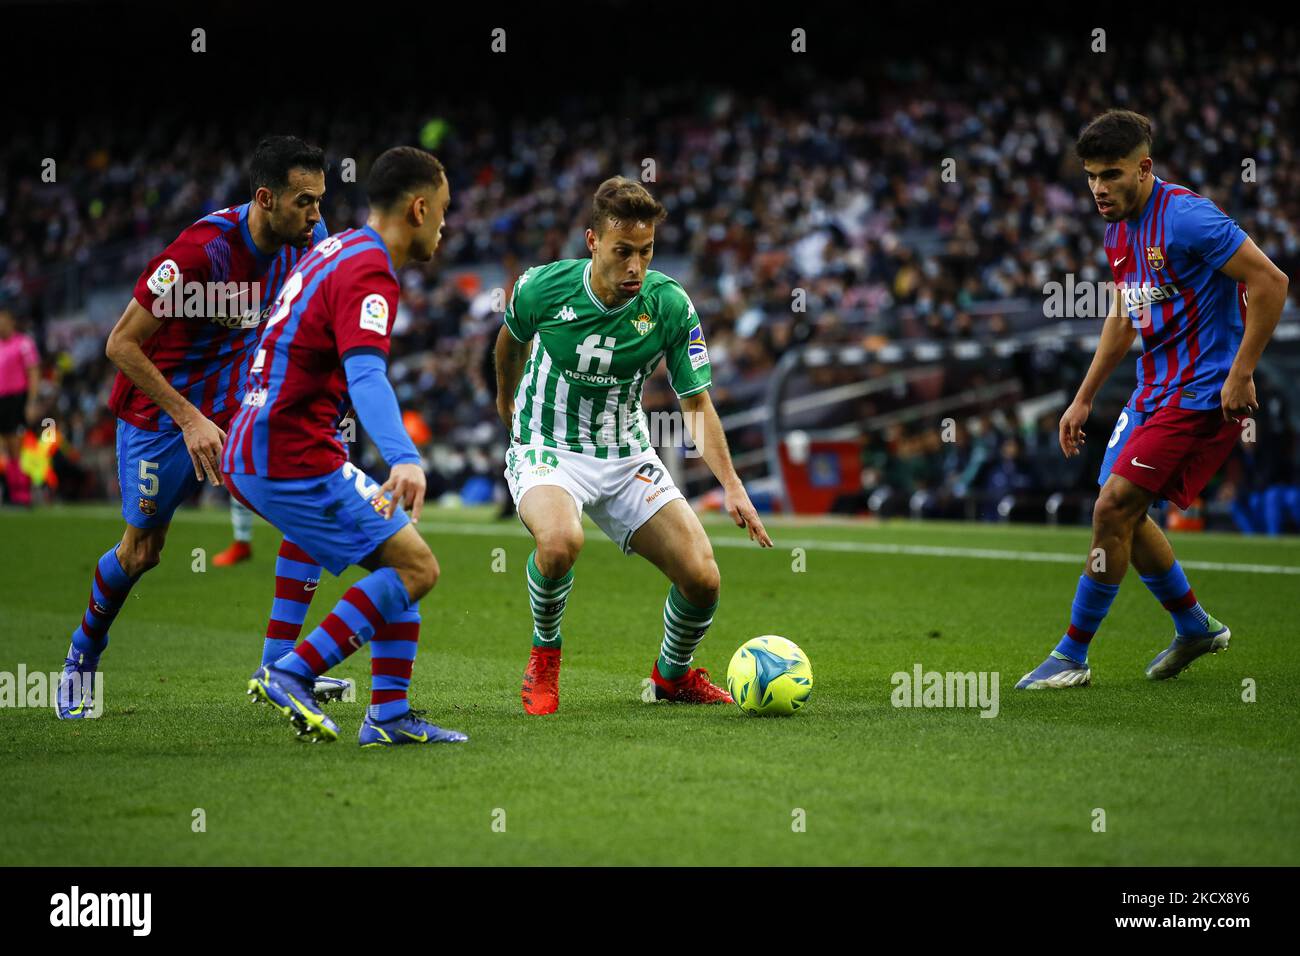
[671,317,1300,530]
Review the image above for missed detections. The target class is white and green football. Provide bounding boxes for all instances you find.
[726,635,813,716]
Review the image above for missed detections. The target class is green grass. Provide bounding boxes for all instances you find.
[1,504,1298,865]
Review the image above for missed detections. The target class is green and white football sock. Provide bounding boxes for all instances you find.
[528,550,573,648]
[657,585,718,680]
[230,497,255,543]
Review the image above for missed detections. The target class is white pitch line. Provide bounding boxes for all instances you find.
[13,507,1299,576]
[416,521,1300,576]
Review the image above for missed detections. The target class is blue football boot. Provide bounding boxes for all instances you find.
[247,664,339,742]
[1015,650,1092,690]
[358,708,468,748]
[56,645,100,719]
[1145,618,1231,680]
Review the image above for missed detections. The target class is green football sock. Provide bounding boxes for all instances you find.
[527,550,573,648]
[657,584,718,680]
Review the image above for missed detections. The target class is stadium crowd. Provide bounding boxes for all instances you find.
[2,26,1298,530]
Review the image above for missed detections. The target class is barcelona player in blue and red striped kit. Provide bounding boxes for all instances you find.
[225,146,465,747]
[1018,110,1291,689]
[56,137,333,718]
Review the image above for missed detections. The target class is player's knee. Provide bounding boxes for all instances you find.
[535,530,582,578]
[406,552,439,600]
[122,554,161,577]
[1092,494,1122,534]
[1093,488,1141,536]
[681,557,720,607]
[119,540,163,576]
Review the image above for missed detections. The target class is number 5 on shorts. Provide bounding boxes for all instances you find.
[138,459,160,496]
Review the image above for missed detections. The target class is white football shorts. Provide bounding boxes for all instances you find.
[504,443,683,554]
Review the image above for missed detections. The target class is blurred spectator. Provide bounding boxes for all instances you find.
[2,24,1297,523]
[0,302,40,505]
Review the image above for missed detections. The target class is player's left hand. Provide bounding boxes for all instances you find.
[725,483,773,548]
[381,462,427,522]
[1220,372,1258,423]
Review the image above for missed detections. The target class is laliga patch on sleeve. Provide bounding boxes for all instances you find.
[687,322,709,370]
[147,259,181,296]
[359,293,389,334]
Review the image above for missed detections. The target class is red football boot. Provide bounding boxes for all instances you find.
[212,540,252,566]
[522,645,562,715]
[650,661,734,704]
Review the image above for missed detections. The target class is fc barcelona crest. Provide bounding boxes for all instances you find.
[1146,245,1166,271]
[630,313,656,336]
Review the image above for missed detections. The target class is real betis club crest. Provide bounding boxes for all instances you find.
[630,313,656,336]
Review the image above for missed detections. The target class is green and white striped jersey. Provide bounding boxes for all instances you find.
[504,258,711,458]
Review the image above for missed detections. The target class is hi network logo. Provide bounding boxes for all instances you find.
[50,886,151,936]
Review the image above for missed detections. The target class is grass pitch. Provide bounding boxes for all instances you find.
[1,504,1297,865]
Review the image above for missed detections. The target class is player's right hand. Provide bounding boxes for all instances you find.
[1058,400,1089,459]
[1220,372,1258,423]
[382,462,426,522]
[182,414,227,486]
[497,398,515,430]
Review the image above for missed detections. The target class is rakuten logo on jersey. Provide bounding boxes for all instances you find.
[1121,282,1181,313]
[1041,274,1179,328]
[153,280,264,326]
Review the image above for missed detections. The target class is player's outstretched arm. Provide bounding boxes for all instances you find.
[1218,237,1291,422]
[1059,296,1137,459]
[494,323,530,429]
[679,389,773,548]
[105,298,226,485]
[342,352,425,520]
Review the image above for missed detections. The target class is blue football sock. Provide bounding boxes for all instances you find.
[277,567,412,679]
[1139,562,1212,636]
[368,606,421,722]
[71,545,139,658]
[1053,574,1121,664]
[261,540,323,665]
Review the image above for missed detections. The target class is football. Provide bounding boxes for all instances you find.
[726,635,814,716]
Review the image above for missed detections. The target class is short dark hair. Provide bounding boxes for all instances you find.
[366,147,446,211]
[1075,110,1153,162]
[248,135,326,196]
[590,177,666,234]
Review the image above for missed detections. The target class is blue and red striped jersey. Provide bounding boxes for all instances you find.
[1104,176,1247,413]
[109,203,328,431]
[222,226,401,479]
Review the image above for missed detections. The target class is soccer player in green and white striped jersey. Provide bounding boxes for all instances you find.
[495,177,774,714]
